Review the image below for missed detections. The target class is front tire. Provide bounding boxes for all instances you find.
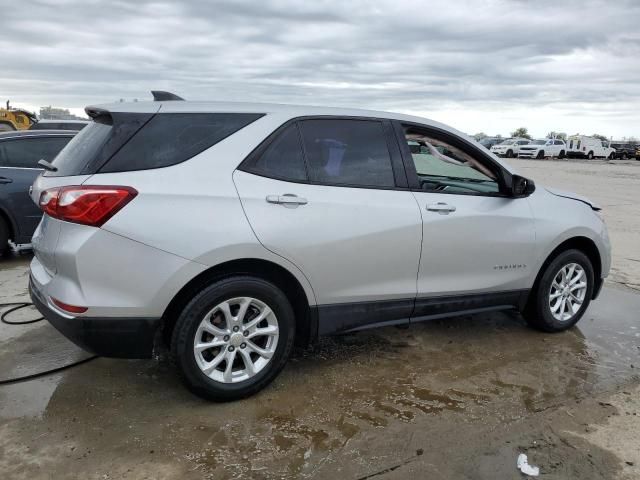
[587,151,594,160]
[537,150,545,159]
[506,149,514,158]
[523,249,594,332]
[171,276,295,401]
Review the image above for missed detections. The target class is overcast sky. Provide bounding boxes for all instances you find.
[2,0,639,138]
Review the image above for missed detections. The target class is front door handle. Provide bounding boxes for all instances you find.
[0,176,13,185]
[266,194,308,207]
[426,202,456,214]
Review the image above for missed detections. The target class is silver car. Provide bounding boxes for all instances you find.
[29,94,611,401]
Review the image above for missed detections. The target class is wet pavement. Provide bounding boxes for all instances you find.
[1,255,639,479]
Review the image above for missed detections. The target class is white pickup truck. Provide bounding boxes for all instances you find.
[567,135,615,159]
[489,138,530,157]
[518,139,567,159]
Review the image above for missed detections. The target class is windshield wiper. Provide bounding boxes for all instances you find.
[419,174,492,183]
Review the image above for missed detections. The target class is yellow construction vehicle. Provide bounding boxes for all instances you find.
[0,101,37,132]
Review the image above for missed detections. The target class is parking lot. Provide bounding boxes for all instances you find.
[1,158,639,480]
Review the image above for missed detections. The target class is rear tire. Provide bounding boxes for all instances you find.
[171,276,296,401]
[523,249,594,332]
[558,150,565,159]
[0,217,9,256]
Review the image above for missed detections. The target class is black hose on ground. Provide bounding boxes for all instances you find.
[1,302,43,325]
[0,355,97,385]
[0,301,98,385]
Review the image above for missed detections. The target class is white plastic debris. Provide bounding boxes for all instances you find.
[517,453,540,477]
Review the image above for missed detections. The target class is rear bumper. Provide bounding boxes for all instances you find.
[29,277,160,358]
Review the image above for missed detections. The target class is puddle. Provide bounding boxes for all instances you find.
[0,286,639,479]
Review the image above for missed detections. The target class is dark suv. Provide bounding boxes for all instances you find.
[30,119,88,131]
[0,130,76,252]
[610,143,638,160]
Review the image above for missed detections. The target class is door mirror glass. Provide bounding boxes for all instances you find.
[511,175,535,197]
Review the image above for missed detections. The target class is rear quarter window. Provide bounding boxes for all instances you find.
[100,113,263,173]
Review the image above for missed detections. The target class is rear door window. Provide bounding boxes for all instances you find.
[0,136,72,168]
[298,119,395,188]
[101,113,263,173]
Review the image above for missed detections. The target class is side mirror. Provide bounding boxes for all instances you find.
[510,175,535,198]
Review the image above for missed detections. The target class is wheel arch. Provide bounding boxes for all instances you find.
[161,258,317,347]
[531,236,602,302]
[0,204,17,242]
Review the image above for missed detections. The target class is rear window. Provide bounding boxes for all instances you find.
[47,112,263,176]
[48,119,113,176]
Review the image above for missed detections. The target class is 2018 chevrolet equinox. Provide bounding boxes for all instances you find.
[29,94,611,401]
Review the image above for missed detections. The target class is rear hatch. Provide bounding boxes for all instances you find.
[30,103,264,274]
[30,106,159,274]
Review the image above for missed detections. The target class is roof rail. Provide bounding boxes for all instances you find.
[151,91,185,101]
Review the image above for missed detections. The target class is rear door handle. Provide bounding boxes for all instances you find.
[426,202,456,214]
[266,194,308,207]
[0,176,13,185]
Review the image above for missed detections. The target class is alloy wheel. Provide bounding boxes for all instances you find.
[548,263,588,321]
[193,297,279,383]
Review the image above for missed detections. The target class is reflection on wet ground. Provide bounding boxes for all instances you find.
[1,259,639,478]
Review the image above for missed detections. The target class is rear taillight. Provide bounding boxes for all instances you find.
[39,186,137,227]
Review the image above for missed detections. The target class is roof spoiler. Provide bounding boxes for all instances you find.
[85,106,110,119]
[151,91,185,101]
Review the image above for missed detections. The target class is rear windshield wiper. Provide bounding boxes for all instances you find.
[38,159,58,172]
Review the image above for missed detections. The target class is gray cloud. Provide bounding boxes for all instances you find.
[1,0,639,136]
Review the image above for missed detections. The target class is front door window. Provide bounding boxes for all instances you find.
[403,130,500,195]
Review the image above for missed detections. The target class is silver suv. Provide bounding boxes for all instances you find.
[29,95,611,401]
